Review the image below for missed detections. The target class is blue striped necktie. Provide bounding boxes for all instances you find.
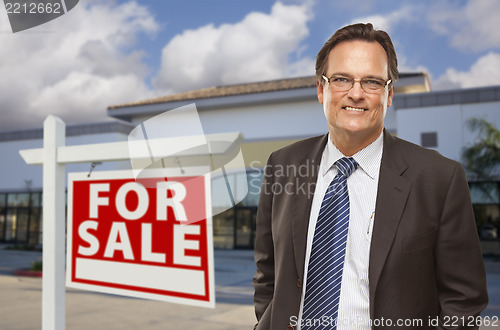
[302,157,358,329]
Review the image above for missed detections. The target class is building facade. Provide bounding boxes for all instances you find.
[393,86,500,242]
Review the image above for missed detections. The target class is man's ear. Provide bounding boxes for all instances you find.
[316,80,324,104]
[387,84,394,108]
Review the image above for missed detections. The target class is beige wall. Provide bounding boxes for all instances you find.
[241,139,300,169]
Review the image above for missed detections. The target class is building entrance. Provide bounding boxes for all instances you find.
[234,207,256,249]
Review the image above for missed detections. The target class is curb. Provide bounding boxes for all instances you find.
[13,269,42,277]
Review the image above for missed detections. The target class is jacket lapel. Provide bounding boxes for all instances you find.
[292,134,328,279]
[369,130,412,315]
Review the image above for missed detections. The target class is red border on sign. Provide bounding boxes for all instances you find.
[66,171,214,307]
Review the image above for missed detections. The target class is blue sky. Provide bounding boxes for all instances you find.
[1,0,499,130]
[132,0,478,79]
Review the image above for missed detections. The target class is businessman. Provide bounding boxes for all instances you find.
[253,23,488,329]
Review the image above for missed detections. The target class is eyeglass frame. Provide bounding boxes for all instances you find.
[321,74,392,94]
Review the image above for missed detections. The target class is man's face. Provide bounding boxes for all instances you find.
[317,40,394,145]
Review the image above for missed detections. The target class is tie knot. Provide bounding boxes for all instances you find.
[335,157,358,178]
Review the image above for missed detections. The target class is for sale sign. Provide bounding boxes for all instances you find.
[66,169,215,308]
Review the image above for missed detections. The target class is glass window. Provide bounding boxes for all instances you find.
[16,209,29,243]
[473,204,500,225]
[29,208,40,246]
[38,212,43,245]
[213,208,234,249]
[240,170,263,207]
[473,204,500,244]
[234,208,256,249]
[7,194,16,207]
[5,209,16,241]
[0,194,6,208]
[0,208,5,241]
[7,193,30,207]
[421,132,438,148]
[469,182,499,204]
[30,192,41,207]
[18,193,30,207]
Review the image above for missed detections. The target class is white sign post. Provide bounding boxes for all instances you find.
[42,116,66,330]
[19,115,244,330]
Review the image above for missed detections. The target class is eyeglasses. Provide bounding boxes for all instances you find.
[322,74,392,94]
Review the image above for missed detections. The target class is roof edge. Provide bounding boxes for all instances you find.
[0,121,134,142]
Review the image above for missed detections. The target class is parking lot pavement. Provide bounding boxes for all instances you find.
[0,245,498,329]
[0,275,257,330]
[0,247,257,330]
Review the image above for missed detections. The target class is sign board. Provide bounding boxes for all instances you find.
[66,169,215,308]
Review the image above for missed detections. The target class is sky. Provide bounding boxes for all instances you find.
[1,0,500,130]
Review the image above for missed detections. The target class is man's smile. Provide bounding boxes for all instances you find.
[344,106,368,112]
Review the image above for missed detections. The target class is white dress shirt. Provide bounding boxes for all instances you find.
[297,132,383,330]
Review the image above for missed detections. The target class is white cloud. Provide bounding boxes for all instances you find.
[0,0,159,130]
[349,5,420,33]
[153,2,314,93]
[427,0,500,52]
[30,72,152,122]
[433,52,500,90]
[398,54,432,79]
[346,1,500,91]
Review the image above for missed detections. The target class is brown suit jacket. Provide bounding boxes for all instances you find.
[253,130,488,329]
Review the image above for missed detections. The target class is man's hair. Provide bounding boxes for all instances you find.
[316,23,398,85]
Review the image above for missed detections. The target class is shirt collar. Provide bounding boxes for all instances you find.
[322,131,384,179]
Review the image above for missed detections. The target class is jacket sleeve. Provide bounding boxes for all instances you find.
[435,163,489,329]
[252,152,276,328]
